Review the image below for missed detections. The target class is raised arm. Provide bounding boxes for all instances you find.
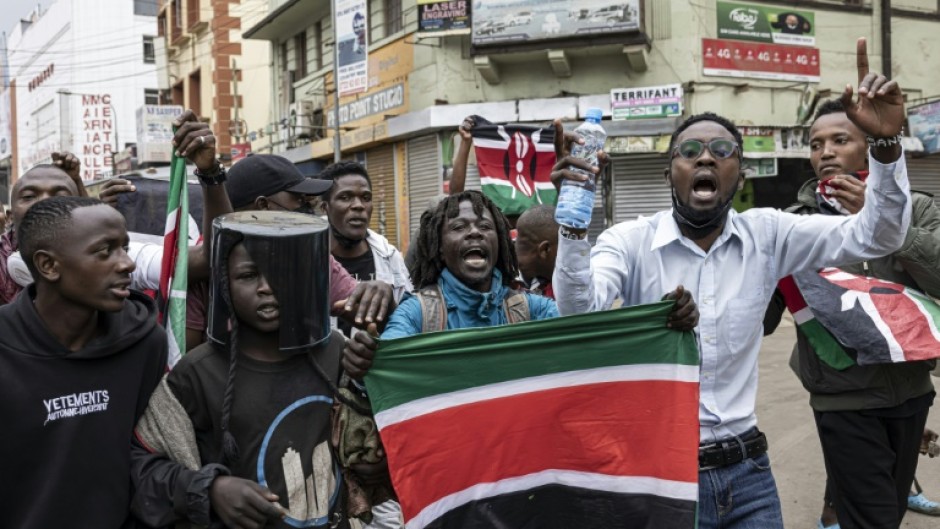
[554,226,631,315]
[449,116,475,194]
[51,151,87,197]
[171,110,233,283]
[773,38,911,278]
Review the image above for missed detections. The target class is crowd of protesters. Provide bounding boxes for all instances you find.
[1,37,937,529]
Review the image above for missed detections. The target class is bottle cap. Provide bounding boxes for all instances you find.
[585,108,603,122]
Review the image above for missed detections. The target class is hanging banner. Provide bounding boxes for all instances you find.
[335,0,368,96]
[136,105,184,164]
[702,38,820,83]
[743,158,778,178]
[611,84,683,121]
[907,101,940,155]
[740,126,810,158]
[472,0,640,46]
[717,1,815,47]
[418,0,471,36]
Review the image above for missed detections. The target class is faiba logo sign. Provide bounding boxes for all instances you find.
[729,7,760,29]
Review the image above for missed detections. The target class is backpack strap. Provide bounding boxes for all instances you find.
[417,284,447,334]
[503,290,531,324]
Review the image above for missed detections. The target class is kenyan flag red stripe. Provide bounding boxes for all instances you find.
[382,379,699,523]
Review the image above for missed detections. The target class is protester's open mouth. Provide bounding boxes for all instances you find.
[347,217,368,228]
[110,280,131,299]
[692,174,718,200]
[461,247,489,268]
[257,302,280,321]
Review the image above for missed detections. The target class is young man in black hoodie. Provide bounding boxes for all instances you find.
[0,196,168,529]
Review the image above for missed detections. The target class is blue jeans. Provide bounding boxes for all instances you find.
[698,452,784,529]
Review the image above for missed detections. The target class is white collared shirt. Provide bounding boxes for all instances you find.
[555,152,912,443]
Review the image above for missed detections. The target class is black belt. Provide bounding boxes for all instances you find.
[699,430,768,470]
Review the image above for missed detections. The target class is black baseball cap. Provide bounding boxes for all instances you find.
[225,154,333,209]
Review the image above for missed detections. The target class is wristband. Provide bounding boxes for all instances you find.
[194,162,227,185]
[866,134,903,148]
[559,226,587,240]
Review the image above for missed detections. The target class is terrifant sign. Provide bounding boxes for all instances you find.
[611,84,683,121]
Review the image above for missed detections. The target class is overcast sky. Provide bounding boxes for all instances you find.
[5,0,49,39]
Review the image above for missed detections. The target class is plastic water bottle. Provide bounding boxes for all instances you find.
[555,108,606,229]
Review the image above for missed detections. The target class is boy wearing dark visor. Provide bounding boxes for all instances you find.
[552,38,913,529]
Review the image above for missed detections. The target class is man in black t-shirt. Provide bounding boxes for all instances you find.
[131,213,356,529]
[318,162,412,338]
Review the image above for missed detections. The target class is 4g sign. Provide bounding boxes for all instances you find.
[702,38,819,82]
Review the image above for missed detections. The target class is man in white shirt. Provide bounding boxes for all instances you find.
[552,38,911,529]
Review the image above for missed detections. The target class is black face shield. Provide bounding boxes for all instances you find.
[208,210,331,351]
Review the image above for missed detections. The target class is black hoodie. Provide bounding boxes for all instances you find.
[0,286,167,529]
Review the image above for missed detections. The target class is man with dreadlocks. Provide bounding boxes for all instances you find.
[343,189,558,374]
[552,38,912,529]
[131,211,357,529]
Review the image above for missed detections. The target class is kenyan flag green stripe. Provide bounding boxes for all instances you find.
[365,302,698,414]
[480,183,557,216]
[796,316,855,370]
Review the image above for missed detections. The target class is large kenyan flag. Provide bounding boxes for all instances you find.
[365,302,700,529]
[470,116,557,216]
[793,268,940,366]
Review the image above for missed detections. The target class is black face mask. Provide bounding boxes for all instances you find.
[670,187,736,240]
[331,225,366,249]
[292,202,318,216]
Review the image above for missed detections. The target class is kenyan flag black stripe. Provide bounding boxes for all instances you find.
[421,484,697,529]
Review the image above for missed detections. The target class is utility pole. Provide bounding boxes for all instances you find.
[233,58,240,145]
[332,0,341,163]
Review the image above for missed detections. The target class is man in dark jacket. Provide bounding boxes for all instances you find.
[0,196,168,529]
[767,99,938,529]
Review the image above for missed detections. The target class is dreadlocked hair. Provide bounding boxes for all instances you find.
[409,190,518,289]
[215,243,241,466]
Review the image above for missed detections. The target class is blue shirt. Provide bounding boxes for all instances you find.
[382,269,559,340]
[555,152,912,443]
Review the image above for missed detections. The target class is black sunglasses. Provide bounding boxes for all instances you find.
[673,139,739,160]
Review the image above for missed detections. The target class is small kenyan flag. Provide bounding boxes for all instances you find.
[470,116,557,216]
[794,268,940,366]
[159,146,189,368]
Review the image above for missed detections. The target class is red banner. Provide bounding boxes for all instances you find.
[702,38,820,82]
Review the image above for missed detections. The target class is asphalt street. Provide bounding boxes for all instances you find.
[758,316,940,528]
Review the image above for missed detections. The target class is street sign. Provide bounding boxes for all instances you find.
[611,84,683,121]
[418,0,471,37]
[717,1,815,47]
[702,38,820,83]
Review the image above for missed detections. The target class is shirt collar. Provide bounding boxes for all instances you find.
[650,209,741,253]
[650,211,683,252]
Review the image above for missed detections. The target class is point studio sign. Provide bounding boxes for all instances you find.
[327,83,405,127]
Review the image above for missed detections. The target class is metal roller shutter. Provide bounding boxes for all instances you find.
[365,145,398,247]
[907,154,940,203]
[407,135,443,234]
[464,162,482,191]
[611,154,672,223]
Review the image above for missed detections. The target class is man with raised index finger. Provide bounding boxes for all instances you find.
[552,38,912,529]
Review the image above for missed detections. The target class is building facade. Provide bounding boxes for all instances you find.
[157,0,271,163]
[7,0,161,182]
[244,0,940,249]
